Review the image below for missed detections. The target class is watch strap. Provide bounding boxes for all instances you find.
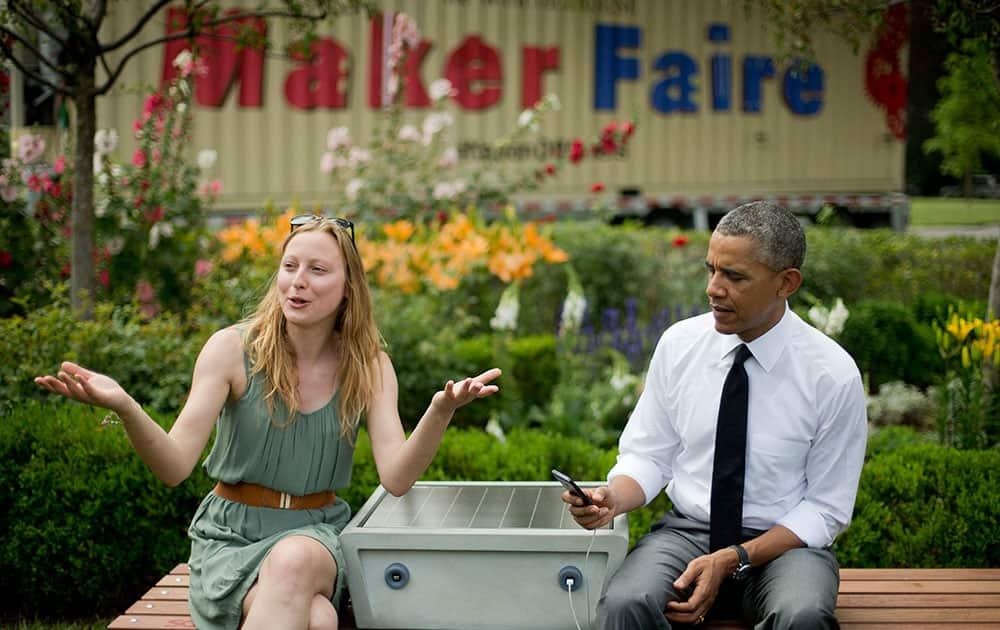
[728,544,751,579]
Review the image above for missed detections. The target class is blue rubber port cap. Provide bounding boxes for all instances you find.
[385,562,410,589]
[559,565,583,591]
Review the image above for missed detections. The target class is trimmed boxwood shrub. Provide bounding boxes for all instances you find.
[836,444,1000,567]
[0,401,212,619]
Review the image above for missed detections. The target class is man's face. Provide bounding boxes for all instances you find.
[704,233,795,342]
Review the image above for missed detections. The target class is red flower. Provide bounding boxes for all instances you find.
[672,235,689,248]
[622,121,635,137]
[590,182,605,193]
[99,269,110,287]
[54,155,66,174]
[569,139,584,163]
[602,120,618,138]
[0,250,12,268]
[133,149,147,168]
[143,93,165,117]
[60,262,71,277]
[602,136,617,154]
[544,163,556,176]
[145,206,164,223]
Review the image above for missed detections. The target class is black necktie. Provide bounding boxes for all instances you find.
[710,344,753,552]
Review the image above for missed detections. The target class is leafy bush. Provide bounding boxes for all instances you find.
[865,424,936,458]
[0,294,207,415]
[802,229,993,307]
[837,299,942,391]
[837,444,1000,567]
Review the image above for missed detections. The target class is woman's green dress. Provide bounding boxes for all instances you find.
[187,351,356,629]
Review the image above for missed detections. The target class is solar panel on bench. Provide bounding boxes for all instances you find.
[361,485,585,530]
[341,482,628,630]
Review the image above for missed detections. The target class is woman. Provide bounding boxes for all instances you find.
[35,215,501,630]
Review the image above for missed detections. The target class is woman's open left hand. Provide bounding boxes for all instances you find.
[34,361,132,412]
[432,368,502,413]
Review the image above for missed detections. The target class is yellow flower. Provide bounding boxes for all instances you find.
[945,314,976,343]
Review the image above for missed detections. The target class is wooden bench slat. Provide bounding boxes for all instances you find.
[838,593,1000,608]
[840,625,1000,630]
[108,614,196,629]
[839,568,1000,580]
[141,586,188,601]
[155,574,190,587]
[839,580,1000,594]
[837,608,1000,623]
[125,601,191,615]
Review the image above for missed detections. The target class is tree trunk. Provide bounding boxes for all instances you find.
[905,0,949,196]
[990,239,1000,320]
[70,65,97,317]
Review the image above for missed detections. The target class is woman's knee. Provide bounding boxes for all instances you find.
[261,536,337,594]
[309,594,338,630]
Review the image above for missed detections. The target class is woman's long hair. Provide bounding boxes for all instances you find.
[242,220,382,438]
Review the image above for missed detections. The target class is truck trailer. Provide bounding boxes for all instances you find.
[7,0,910,229]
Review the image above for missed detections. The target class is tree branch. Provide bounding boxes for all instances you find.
[95,31,191,96]
[0,26,72,95]
[100,0,175,53]
[7,0,70,48]
[0,37,70,96]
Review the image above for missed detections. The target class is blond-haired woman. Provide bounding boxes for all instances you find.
[35,215,501,630]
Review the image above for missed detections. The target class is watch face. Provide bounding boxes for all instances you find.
[733,563,752,580]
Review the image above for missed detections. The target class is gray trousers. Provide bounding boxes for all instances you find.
[599,512,840,630]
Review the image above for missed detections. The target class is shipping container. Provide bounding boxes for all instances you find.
[8,0,910,228]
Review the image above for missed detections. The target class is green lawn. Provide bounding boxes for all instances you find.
[909,196,1000,225]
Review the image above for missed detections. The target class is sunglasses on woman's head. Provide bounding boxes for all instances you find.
[289,214,355,245]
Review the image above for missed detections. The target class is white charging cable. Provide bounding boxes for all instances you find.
[567,578,584,630]
[566,526,599,630]
[584,527,596,629]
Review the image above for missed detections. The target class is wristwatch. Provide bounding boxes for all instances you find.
[728,544,752,580]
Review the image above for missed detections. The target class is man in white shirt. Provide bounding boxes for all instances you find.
[563,202,867,629]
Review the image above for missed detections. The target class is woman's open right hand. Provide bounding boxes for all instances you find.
[35,361,133,413]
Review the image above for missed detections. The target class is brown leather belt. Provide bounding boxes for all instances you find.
[213,481,337,510]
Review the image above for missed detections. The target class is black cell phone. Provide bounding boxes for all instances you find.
[552,468,594,506]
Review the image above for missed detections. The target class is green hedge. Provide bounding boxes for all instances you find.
[0,401,212,619]
[3,401,999,620]
[835,444,1000,567]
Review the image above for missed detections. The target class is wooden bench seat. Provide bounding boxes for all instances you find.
[108,565,1000,629]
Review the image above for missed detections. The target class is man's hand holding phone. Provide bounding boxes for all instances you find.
[553,469,615,529]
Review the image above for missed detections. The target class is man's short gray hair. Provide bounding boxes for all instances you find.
[714,201,806,270]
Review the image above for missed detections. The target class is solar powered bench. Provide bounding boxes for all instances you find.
[108,482,1000,629]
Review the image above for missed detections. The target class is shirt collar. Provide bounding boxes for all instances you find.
[716,302,795,373]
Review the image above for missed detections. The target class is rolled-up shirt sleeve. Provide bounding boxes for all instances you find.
[778,371,868,548]
[608,334,679,506]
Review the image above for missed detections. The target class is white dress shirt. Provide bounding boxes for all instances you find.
[608,305,868,548]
